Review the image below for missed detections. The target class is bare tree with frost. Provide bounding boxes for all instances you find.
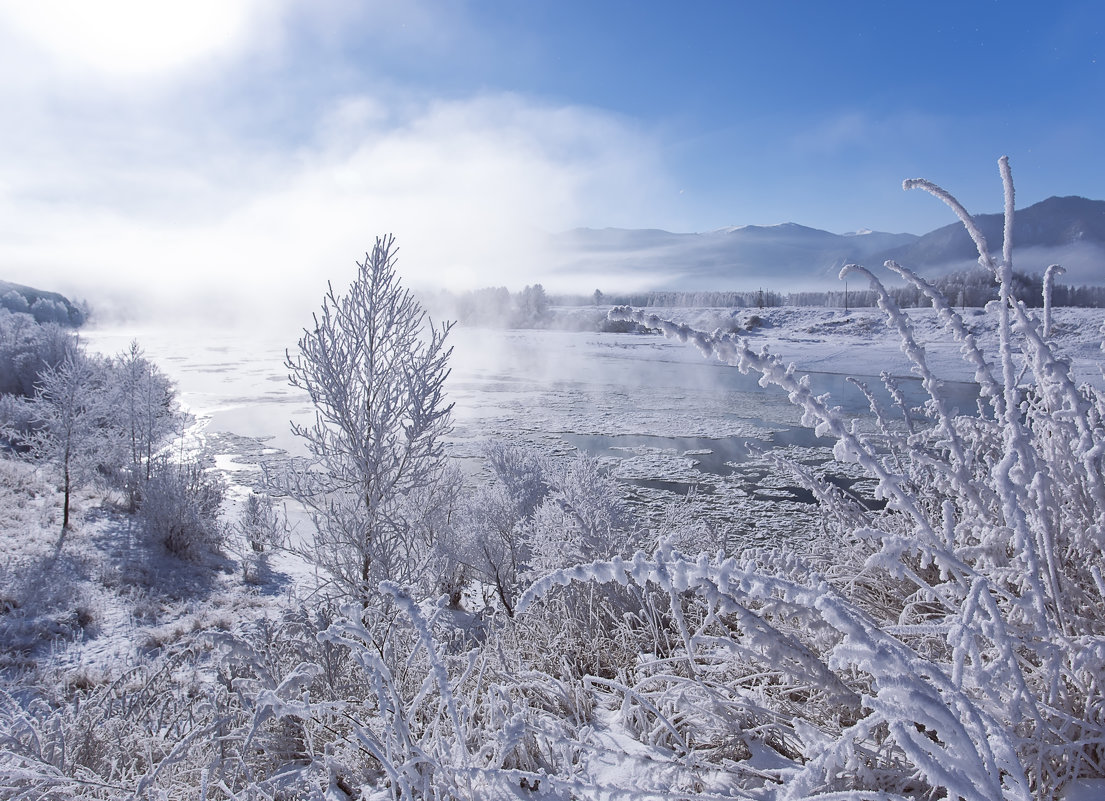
[280,235,455,605]
[108,340,178,510]
[25,351,106,532]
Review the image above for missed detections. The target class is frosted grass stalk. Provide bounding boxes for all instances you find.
[906,160,1055,635]
[840,262,982,514]
[1043,264,1065,338]
[881,260,1005,417]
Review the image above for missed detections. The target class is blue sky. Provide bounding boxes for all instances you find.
[0,0,1100,314]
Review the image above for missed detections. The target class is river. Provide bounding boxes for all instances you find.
[83,323,979,547]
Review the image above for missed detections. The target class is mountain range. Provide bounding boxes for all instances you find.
[551,196,1105,291]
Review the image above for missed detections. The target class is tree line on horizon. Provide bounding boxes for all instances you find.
[424,264,1105,332]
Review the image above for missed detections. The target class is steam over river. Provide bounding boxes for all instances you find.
[85,325,979,546]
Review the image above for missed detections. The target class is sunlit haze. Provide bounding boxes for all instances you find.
[0,0,1101,322]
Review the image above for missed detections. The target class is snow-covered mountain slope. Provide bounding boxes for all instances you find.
[552,223,919,291]
[875,195,1105,285]
[549,196,1105,291]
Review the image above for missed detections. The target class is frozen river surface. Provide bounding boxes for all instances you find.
[84,323,979,546]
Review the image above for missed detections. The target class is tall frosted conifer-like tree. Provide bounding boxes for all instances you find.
[27,352,105,531]
[111,340,178,510]
[283,235,455,604]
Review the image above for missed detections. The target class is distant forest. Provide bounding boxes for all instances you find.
[0,280,85,327]
[423,266,1105,331]
[570,267,1105,311]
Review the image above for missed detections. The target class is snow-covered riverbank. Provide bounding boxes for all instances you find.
[613,304,1105,387]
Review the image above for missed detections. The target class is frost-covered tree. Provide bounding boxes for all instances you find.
[108,340,178,509]
[25,352,106,531]
[30,298,68,325]
[0,310,75,397]
[280,235,455,605]
[1,289,29,314]
[514,283,549,327]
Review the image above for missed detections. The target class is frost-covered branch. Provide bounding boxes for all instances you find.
[1043,264,1065,338]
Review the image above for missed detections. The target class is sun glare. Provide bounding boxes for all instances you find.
[0,0,261,77]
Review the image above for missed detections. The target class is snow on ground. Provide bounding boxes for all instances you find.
[0,495,282,680]
[0,448,309,684]
[648,304,1105,387]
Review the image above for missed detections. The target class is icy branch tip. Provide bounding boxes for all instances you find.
[378,581,408,601]
[839,263,861,281]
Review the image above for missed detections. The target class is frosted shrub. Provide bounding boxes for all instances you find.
[450,444,640,617]
[139,459,226,559]
[451,479,529,614]
[1,601,383,799]
[496,454,652,677]
[647,490,730,554]
[204,594,594,799]
[309,585,611,799]
[523,452,641,574]
[484,440,547,518]
[236,491,283,554]
[504,157,1105,799]
[448,442,545,614]
[0,557,94,660]
[0,645,237,799]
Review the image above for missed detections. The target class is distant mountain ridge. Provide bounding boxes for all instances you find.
[552,196,1105,291]
[877,196,1105,268]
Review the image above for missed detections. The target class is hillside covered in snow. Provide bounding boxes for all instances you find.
[550,195,1105,291]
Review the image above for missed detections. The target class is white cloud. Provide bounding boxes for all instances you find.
[0,90,667,325]
[787,109,947,158]
[789,111,872,155]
